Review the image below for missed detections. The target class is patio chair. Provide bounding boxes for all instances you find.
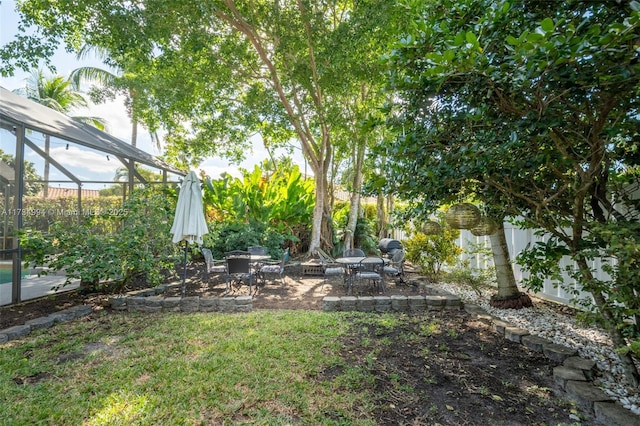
[259,248,289,286]
[383,249,405,284]
[343,248,365,257]
[317,249,346,291]
[247,246,268,255]
[341,248,366,277]
[247,245,269,270]
[224,250,256,295]
[353,256,386,295]
[201,248,226,274]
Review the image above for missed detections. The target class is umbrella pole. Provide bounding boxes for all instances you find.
[182,241,188,298]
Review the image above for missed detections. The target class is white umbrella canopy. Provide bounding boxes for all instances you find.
[171,171,209,245]
[170,171,209,296]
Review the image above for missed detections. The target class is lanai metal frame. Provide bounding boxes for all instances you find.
[0,86,185,304]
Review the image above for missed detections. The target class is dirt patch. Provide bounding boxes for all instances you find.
[163,262,436,311]
[335,312,579,425]
[0,260,591,425]
[0,289,106,330]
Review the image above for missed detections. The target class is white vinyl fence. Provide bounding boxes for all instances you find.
[393,223,607,306]
[455,223,608,306]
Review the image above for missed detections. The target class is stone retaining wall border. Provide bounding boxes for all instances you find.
[0,304,93,344]
[321,294,463,312]
[109,283,253,314]
[463,303,639,426]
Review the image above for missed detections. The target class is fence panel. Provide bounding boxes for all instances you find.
[455,223,603,306]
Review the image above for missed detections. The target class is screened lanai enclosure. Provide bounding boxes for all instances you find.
[0,86,184,305]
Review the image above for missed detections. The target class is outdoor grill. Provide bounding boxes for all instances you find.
[378,238,402,255]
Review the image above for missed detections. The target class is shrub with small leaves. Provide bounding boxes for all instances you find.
[20,187,180,292]
[404,214,461,280]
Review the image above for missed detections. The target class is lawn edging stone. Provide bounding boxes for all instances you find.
[106,282,254,314]
[463,303,639,425]
[0,304,93,343]
[321,287,462,313]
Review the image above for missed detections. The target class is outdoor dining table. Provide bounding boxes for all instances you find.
[335,257,389,295]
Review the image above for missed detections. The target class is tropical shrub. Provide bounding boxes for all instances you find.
[404,215,461,280]
[204,164,314,229]
[354,216,379,254]
[20,187,180,292]
[334,201,379,255]
[204,221,288,261]
[205,222,262,260]
[203,163,313,255]
[518,219,640,358]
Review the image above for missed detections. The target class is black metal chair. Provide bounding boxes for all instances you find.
[201,248,226,275]
[317,248,346,291]
[341,248,366,279]
[354,256,386,295]
[343,248,365,257]
[224,250,256,295]
[247,246,268,255]
[383,249,406,283]
[259,248,289,286]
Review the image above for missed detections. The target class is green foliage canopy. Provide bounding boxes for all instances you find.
[204,164,314,232]
[1,0,407,252]
[1,1,401,167]
[202,163,314,257]
[381,0,640,384]
[382,0,639,219]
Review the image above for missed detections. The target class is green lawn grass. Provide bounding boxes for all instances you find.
[0,310,380,425]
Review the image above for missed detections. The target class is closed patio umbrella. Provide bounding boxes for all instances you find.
[170,171,208,296]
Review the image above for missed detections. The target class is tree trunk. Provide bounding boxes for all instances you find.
[345,139,365,250]
[575,256,640,387]
[489,221,532,309]
[322,194,334,248]
[309,172,325,255]
[377,191,386,240]
[131,116,138,148]
[214,2,335,257]
[344,193,359,250]
[377,156,388,239]
[385,194,394,238]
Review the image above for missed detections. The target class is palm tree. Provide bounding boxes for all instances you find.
[13,69,107,197]
[70,46,160,150]
[15,69,106,128]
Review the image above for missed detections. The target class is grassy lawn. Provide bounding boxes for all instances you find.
[0,310,379,425]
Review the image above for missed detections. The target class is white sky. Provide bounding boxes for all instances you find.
[0,0,307,185]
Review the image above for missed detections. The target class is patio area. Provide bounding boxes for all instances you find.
[156,261,426,311]
[0,274,79,306]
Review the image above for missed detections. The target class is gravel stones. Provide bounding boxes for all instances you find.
[435,281,640,416]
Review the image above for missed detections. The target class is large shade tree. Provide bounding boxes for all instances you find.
[381,0,640,385]
[1,0,403,254]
